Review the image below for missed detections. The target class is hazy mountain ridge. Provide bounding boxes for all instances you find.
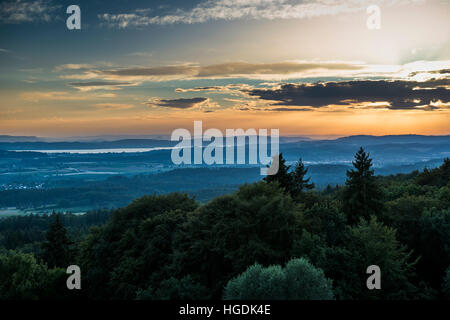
[1,134,449,148]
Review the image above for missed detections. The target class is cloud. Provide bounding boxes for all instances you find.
[68,81,133,87]
[58,60,367,87]
[146,97,209,109]
[101,65,196,78]
[175,84,254,95]
[60,71,102,80]
[243,78,450,110]
[0,48,13,54]
[42,60,450,84]
[195,61,363,78]
[409,68,450,77]
[98,0,422,28]
[265,107,312,112]
[0,0,59,24]
[68,81,137,91]
[127,51,153,57]
[100,61,364,81]
[54,64,94,72]
[175,86,226,93]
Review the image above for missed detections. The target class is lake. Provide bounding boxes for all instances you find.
[9,147,174,154]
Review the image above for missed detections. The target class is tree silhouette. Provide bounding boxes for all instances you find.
[264,154,314,198]
[343,147,383,224]
[41,214,73,268]
[263,153,294,193]
[292,158,315,197]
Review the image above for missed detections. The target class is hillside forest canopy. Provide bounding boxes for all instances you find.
[0,148,449,300]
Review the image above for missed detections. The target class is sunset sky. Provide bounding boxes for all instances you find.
[0,0,449,138]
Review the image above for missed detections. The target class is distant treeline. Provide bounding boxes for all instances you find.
[0,210,111,254]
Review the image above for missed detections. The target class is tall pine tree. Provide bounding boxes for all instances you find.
[41,214,73,268]
[343,147,383,225]
[263,153,294,193]
[264,154,314,198]
[292,158,315,197]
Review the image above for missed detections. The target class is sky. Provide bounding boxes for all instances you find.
[0,0,449,138]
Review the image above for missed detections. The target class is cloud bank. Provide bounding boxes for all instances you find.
[244,78,450,110]
[99,0,423,28]
[146,97,209,109]
[0,0,59,24]
[99,61,364,81]
[68,81,136,91]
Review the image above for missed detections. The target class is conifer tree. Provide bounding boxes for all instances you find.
[264,154,315,198]
[292,158,315,197]
[343,147,383,224]
[263,153,294,193]
[41,214,73,268]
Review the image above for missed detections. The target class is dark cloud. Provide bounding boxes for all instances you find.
[408,68,450,77]
[175,86,225,92]
[147,97,208,109]
[243,79,450,110]
[266,107,312,112]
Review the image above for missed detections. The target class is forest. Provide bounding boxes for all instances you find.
[0,147,449,300]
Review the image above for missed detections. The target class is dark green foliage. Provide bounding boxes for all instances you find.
[263,153,293,192]
[0,251,67,300]
[443,267,450,299]
[382,180,450,289]
[291,230,356,299]
[0,153,449,300]
[415,209,450,289]
[0,210,110,254]
[223,258,334,300]
[293,218,418,300]
[292,158,315,196]
[78,193,198,299]
[343,147,383,224]
[416,158,450,187]
[40,214,74,268]
[342,217,417,299]
[301,203,347,245]
[136,275,209,300]
[174,182,301,298]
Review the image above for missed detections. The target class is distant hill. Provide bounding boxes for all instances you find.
[279,136,312,143]
[0,135,41,142]
[1,135,449,167]
[335,134,450,145]
[43,134,172,142]
[1,134,448,149]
